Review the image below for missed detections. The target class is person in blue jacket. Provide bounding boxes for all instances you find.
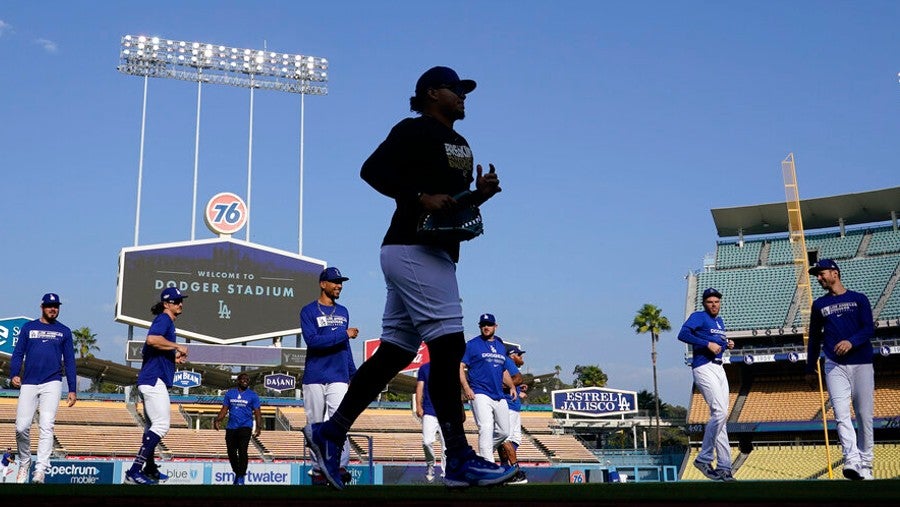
[806,259,875,480]
[10,293,77,484]
[300,267,358,485]
[677,288,735,482]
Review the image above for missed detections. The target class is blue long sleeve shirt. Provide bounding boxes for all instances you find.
[136,313,178,388]
[677,310,728,369]
[300,300,357,385]
[806,289,874,373]
[9,319,77,392]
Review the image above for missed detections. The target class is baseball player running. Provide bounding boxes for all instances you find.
[461,313,520,463]
[304,65,512,490]
[300,267,358,485]
[124,287,189,485]
[806,259,875,480]
[677,288,735,481]
[10,293,78,484]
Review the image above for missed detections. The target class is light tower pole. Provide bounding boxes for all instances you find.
[117,35,328,251]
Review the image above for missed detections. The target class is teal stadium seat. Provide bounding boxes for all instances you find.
[867,227,900,255]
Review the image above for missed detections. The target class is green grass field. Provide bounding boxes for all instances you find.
[4,480,898,506]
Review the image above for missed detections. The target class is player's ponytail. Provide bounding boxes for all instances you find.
[151,302,165,315]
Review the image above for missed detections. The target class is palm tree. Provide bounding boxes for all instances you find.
[631,304,671,451]
[72,327,100,359]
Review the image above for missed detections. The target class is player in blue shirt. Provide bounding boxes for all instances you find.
[300,267,358,485]
[124,287,189,485]
[416,362,445,482]
[805,259,875,480]
[500,344,528,484]
[10,293,77,484]
[1,447,14,483]
[460,313,520,463]
[214,373,262,485]
[678,288,735,482]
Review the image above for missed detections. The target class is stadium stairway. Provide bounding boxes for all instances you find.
[727,374,753,424]
[125,400,145,426]
[857,231,873,257]
[873,260,900,319]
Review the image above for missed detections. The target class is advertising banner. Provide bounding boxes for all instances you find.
[45,461,115,484]
[552,387,639,417]
[0,317,29,355]
[209,463,292,485]
[116,238,325,344]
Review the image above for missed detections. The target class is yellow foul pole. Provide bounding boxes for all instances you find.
[781,153,834,479]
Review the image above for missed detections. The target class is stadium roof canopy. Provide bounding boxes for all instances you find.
[711,186,900,237]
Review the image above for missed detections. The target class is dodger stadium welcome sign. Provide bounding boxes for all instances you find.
[552,387,639,417]
[116,238,325,344]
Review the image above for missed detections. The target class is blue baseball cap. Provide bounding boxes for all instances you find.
[41,293,62,306]
[809,258,840,275]
[478,313,497,326]
[415,66,477,95]
[702,288,722,300]
[320,267,349,283]
[160,287,188,302]
[506,344,526,356]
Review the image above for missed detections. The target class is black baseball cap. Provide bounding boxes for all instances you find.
[415,66,476,95]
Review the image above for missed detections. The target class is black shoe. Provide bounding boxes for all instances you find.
[339,467,352,485]
[311,471,328,486]
[507,470,528,485]
[843,466,862,481]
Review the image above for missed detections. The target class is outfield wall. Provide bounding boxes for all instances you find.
[7,460,678,485]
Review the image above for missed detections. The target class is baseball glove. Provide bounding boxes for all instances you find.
[417,191,484,242]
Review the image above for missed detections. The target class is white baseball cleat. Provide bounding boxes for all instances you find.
[16,464,30,484]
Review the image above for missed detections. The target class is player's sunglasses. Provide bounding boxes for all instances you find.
[436,84,467,97]
[167,299,184,305]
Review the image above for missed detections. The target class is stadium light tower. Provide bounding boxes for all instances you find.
[117,35,328,252]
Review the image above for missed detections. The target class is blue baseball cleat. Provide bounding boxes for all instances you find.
[124,469,158,485]
[145,468,168,483]
[693,460,720,481]
[303,423,344,489]
[443,448,518,488]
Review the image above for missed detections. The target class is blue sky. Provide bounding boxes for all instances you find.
[1,2,899,407]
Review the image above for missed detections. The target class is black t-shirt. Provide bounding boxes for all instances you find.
[361,115,474,261]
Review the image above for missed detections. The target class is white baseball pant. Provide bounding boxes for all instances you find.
[422,413,446,471]
[15,380,62,473]
[692,362,732,471]
[139,379,172,438]
[470,393,509,461]
[824,360,874,469]
[303,382,351,467]
[507,410,522,446]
